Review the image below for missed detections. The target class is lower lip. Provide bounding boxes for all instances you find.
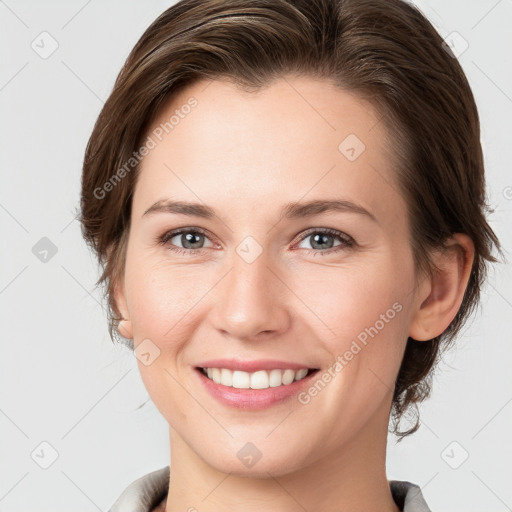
[194,368,319,410]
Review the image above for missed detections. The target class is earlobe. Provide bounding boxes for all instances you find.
[109,243,133,339]
[118,319,133,339]
[113,281,133,339]
[408,234,475,342]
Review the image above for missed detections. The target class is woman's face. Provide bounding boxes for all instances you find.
[117,76,423,476]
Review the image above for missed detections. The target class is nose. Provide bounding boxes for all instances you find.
[210,250,291,341]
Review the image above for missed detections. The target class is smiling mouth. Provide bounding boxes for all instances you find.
[196,367,319,390]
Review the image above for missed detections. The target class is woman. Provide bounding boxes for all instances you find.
[79,0,501,510]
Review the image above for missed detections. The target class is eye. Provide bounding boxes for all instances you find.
[157,227,216,255]
[157,227,354,256]
[294,228,354,255]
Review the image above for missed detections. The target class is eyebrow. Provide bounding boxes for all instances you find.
[142,199,377,222]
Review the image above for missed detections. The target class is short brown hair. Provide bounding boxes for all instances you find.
[79,0,502,439]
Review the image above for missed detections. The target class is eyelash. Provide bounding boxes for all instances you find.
[156,227,355,257]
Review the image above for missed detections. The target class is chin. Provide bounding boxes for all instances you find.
[196,438,312,478]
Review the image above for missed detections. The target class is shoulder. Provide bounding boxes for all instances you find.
[108,466,170,512]
[389,480,432,512]
[108,468,431,512]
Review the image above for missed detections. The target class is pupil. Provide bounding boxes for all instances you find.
[312,233,333,250]
[183,232,203,249]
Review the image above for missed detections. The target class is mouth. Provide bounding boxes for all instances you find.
[192,358,321,409]
[194,364,321,409]
[195,366,319,390]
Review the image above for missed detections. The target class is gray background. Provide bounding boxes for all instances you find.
[0,0,511,510]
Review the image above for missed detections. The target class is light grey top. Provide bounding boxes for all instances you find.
[109,465,432,512]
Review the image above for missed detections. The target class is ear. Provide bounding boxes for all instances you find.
[108,244,133,339]
[409,234,475,341]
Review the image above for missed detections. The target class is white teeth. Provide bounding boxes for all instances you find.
[232,370,250,388]
[269,369,282,387]
[250,370,269,389]
[220,368,233,387]
[294,368,308,381]
[212,368,221,384]
[282,369,295,385]
[201,367,312,389]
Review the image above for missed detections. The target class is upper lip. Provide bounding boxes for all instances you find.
[196,358,318,372]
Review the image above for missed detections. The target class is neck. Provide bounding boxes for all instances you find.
[163,401,400,512]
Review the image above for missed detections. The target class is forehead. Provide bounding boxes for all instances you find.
[133,76,405,228]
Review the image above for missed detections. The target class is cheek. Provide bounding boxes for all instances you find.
[292,257,405,336]
[292,253,411,383]
[125,256,211,341]
[124,258,204,420]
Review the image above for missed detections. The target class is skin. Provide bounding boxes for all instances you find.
[114,76,475,512]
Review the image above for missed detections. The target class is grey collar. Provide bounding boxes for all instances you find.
[109,466,432,512]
